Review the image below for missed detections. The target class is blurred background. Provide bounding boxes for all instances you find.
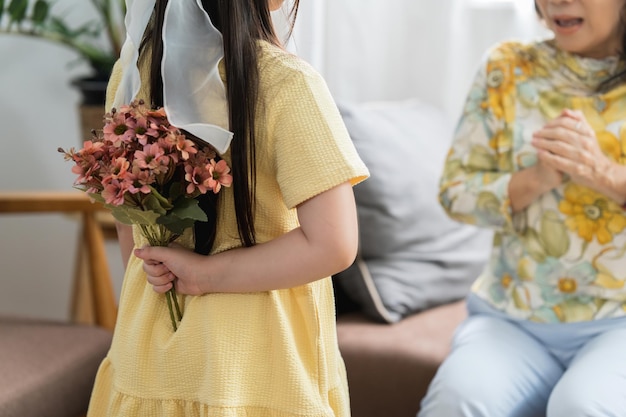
[0,0,549,320]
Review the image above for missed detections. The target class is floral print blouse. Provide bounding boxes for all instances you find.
[439,40,626,323]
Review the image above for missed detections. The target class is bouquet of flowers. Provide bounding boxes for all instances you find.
[59,99,232,331]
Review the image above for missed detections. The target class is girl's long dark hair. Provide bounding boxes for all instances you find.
[141,0,299,254]
[535,1,626,92]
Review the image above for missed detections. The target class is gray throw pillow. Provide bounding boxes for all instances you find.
[335,99,492,323]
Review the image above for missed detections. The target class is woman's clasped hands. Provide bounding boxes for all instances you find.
[532,108,624,201]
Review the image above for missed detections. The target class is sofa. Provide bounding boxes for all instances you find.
[333,99,493,417]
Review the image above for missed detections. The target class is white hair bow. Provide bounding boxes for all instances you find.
[114,0,234,154]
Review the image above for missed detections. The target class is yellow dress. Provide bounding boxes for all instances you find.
[87,41,369,417]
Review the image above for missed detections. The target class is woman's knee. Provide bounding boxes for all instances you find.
[418,374,493,417]
[547,370,626,417]
[548,329,626,417]
[547,387,604,417]
[419,315,560,417]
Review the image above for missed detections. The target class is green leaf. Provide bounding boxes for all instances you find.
[47,17,99,39]
[168,182,183,202]
[142,193,170,215]
[149,185,174,209]
[45,16,72,37]
[110,206,161,226]
[86,192,105,204]
[157,215,197,236]
[171,197,208,222]
[0,0,6,22]
[7,0,27,24]
[157,198,207,236]
[31,0,49,26]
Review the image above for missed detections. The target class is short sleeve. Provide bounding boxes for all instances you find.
[267,67,369,209]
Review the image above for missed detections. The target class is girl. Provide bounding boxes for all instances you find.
[87,0,368,416]
[420,0,626,416]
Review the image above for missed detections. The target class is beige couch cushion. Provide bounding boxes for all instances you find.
[0,317,112,417]
[337,300,466,417]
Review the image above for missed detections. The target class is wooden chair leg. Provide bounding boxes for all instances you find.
[84,212,117,331]
[71,227,96,325]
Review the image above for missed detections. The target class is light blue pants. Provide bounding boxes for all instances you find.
[418,294,626,417]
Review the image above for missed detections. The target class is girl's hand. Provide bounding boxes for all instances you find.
[531,109,613,192]
[134,245,206,296]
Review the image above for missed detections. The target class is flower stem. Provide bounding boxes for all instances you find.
[165,290,178,332]
[171,289,183,322]
[139,223,183,332]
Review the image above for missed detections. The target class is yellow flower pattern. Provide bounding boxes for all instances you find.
[559,184,626,244]
[440,40,626,323]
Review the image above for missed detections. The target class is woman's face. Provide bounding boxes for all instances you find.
[536,0,625,58]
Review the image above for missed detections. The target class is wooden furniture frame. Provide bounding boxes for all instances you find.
[0,191,117,330]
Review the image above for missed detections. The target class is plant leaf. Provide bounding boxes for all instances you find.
[0,0,6,22]
[7,0,28,24]
[31,0,49,26]
[110,206,161,226]
[168,181,183,202]
[157,198,207,235]
[142,193,169,215]
[157,215,197,236]
[149,185,174,209]
[171,197,208,222]
[47,17,100,39]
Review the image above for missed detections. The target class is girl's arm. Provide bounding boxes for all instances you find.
[135,181,359,295]
[115,221,135,269]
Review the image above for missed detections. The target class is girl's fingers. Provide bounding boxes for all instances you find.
[143,262,171,277]
[151,281,174,294]
[146,271,176,290]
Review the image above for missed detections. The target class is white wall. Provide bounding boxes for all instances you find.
[0,1,125,320]
[0,0,550,320]
[292,0,550,121]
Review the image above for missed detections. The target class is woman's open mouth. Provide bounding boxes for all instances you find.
[553,16,584,34]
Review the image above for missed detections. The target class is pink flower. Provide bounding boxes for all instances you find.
[134,143,167,172]
[101,179,129,206]
[205,159,233,193]
[80,140,105,157]
[185,165,211,194]
[127,166,154,194]
[62,99,234,333]
[175,134,198,160]
[146,107,167,119]
[132,115,159,146]
[71,154,100,185]
[101,157,130,185]
[103,111,135,145]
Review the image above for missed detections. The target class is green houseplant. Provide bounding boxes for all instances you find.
[0,0,125,104]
